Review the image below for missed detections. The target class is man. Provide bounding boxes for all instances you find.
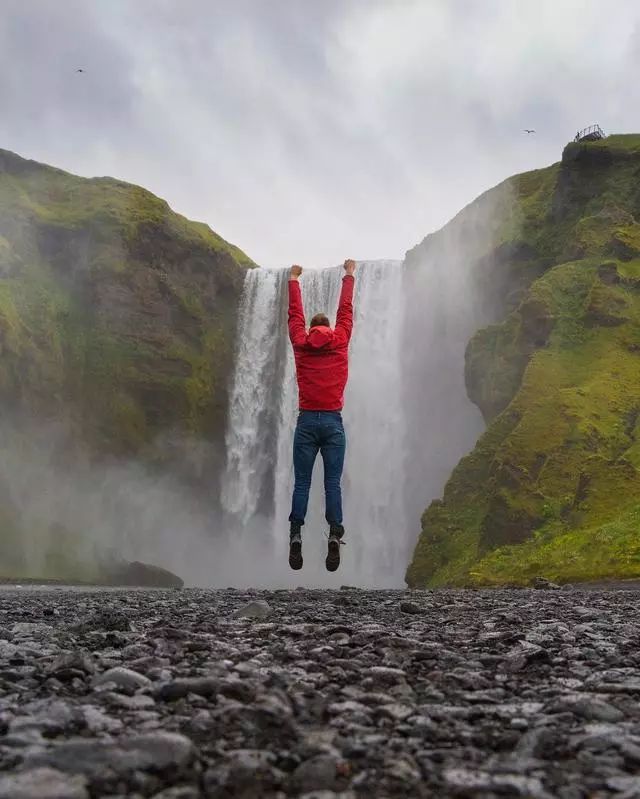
[287,259,356,572]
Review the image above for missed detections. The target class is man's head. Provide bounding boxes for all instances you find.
[310,313,330,329]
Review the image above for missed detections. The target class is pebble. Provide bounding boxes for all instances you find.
[26,732,194,776]
[93,667,151,692]
[292,755,340,792]
[232,599,272,619]
[0,767,89,799]
[0,585,639,797]
[399,601,422,615]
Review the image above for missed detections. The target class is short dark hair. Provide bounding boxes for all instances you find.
[310,313,330,329]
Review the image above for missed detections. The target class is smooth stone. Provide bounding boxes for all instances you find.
[47,652,95,679]
[26,732,194,776]
[103,692,156,710]
[151,788,200,799]
[377,703,414,721]
[444,768,551,798]
[0,767,89,799]
[11,623,53,636]
[571,697,624,723]
[399,601,422,615]
[155,677,218,701]
[532,577,561,590]
[93,667,151,691]
[292,755,340,793]
[233,600,272,619]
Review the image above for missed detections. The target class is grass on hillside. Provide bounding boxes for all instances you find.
[407,133,640,588]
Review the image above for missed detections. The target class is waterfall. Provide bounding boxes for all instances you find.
[220,268,283,523]
[221,261,409,587]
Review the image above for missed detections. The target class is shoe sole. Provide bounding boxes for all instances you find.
[326,539,340,572]
[289,541,303,570]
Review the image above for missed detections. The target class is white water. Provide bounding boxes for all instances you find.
[221,261,409,587]
[220,269,282,523]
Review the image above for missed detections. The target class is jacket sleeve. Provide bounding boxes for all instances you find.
[334,275,355,344]
[288,279,307,346]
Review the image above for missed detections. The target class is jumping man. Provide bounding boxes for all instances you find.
[287,259,356,572]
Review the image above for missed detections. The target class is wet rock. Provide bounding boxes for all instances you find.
[444,767,551,797]
[0,767,89,799]
[232,600,272,619]
[607,775,640,793]
[377,703,414,721]
[399,601,422,615]
[80,705,122,733]
[26,732,195,776]
[104,560,184,589]
[12,622,53,636]
[532,577,561,590]
[503,641,549,672]
[1,584,640,797]
[292,755,340,793]
[570,696,624,722]
[151,788,200,799]
[93,667,151,692]
[73,610,131,633]
[47,652,95,681]
[204,749,284,796]
[385,755,420,785]
[155,677,218,701]
[103,692,156,710]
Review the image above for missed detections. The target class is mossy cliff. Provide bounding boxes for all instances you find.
[406,134,640,587]
[0,148,253,577]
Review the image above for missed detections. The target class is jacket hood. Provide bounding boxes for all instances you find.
[306,325,334,349]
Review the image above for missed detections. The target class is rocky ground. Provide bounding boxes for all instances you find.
[1,587,640,798]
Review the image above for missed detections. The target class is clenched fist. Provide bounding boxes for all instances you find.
[343,259,356,276]
[290,265,303,279]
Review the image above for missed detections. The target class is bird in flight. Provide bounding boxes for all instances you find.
[76,68,85,73]
[523,129,535,134]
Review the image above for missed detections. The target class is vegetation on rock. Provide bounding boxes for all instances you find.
[0,148,253,578]
[407,134,640,587]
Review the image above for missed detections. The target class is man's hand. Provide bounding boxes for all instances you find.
[290,265,303,280]
[343,259,356,276]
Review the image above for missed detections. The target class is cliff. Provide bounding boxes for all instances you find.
[0,148,253,578]
[406,134,640,587]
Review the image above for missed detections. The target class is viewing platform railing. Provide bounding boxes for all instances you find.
[574,124,605,142]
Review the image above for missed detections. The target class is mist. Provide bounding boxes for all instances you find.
[3,1,640,588]
[220,261,408,588]
[0,415,219,584]
[216,180,515,588]
[0,157,520,589]
[403,181,520,532]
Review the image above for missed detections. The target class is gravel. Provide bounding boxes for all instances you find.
[0,585,639,797]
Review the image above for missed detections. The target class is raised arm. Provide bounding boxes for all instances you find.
[288,265,307,347]
[335,259,356,344]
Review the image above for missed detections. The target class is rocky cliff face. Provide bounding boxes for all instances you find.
[407,134,640,587]
[0,149,253,578]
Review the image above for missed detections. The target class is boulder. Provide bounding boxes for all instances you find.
[102,560,184,589]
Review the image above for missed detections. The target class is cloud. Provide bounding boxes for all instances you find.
[1,0,640,267]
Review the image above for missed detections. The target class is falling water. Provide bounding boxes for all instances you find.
[221,261,409,587]
[220,269,283,523]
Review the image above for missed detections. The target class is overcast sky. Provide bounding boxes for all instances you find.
[2,1,640,268]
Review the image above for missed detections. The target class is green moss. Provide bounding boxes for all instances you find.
[465,315,526,421]
[407,133,640,588]
[0,147,253,579]
[470,501,640,585]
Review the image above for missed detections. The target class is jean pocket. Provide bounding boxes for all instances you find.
[325,423,345,442]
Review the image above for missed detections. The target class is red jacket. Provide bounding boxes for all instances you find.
[288,275,355,411]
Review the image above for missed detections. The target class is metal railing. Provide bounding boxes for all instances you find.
[574,124,605,142]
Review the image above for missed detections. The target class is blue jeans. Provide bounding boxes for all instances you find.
[289,411,346,527]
